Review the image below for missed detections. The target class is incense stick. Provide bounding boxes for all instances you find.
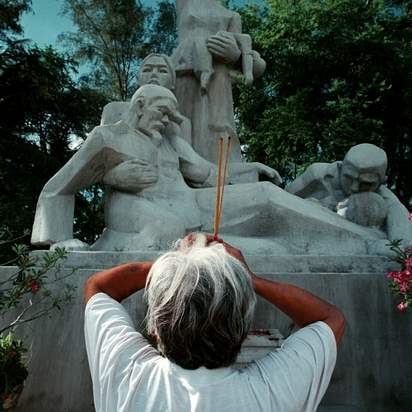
[218,136,232,228]
[213,137,232,240]
[214,138,224,239]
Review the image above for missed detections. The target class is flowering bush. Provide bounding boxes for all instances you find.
[387,240,412,312]
[0,237,77,408]
[0,334,27,410]
[0,244,76,334]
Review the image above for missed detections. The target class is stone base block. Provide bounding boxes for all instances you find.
[0,253,410,412]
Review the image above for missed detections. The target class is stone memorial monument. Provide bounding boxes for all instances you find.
[286,143,412,242]
[32,83,287,252]
[5,1,412,411]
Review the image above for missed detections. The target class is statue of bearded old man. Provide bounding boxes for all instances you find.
[31,84,281,251]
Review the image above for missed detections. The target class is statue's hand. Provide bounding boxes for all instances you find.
[103,159,158,192]
[207,31,241,64]
[252,162,283,186]
[50,239,89,251]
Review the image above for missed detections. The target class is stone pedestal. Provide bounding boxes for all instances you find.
[1,253,411,412]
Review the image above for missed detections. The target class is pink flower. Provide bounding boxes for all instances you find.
[29,280,40,294]
[399,282,411,293]
[387,271,398,279]
[397,302,408,312]
[405,258,412,271]
[390,270,411,284]
[409,212,412,221]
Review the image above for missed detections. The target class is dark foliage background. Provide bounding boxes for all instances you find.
[233,0,412,207]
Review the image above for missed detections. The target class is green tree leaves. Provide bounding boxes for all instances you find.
[234,0,412,203]
[60,0,176,100]
[0,41,107,245]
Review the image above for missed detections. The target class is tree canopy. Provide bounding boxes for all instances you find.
[234,0,412,206]
[60,0,176,100]
[0,1,107,244]
[0,0,31,41]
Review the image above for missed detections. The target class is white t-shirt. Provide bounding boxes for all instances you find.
[85,293,337,412]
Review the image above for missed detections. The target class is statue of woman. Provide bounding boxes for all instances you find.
[172,0,266,164]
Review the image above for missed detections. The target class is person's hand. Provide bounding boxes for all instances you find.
[103,159,158,192]
[207,31,241,64]
[252,162,282,186]
[179,233,257,285]
[204,234,255,278]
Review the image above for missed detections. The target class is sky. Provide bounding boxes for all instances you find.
[21,0,257,48]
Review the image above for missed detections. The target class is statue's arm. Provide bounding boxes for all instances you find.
[378,186,412,242]
[180,116,192,145]
[229,162,282,186]
[173,136,215,187]
[252,51,266,79]
[286,164,331,199]
[228,12,242,34]
[228,14,266,81]
[174,135,282,187]
[31,128,119,246]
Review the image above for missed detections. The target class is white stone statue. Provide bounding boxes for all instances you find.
[32,85,385,253]
[172,0,266,163]
[286,143,412,242]
[31,85,283,251]
[100,52,264,184]
[101,54,193,145]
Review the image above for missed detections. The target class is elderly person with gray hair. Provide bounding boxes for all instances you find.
[84,233,345,412]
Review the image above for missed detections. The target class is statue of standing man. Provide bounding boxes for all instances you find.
[172,0,266,163]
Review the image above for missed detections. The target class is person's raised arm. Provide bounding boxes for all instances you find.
[253,276,345,345]
[84,262,152,304]
[209,237,345,346]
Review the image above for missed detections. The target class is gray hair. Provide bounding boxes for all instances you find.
[144,234,256,369]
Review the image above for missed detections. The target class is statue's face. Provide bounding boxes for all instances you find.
[340,163,381,196]
[137,97,177,141]
[139,56,173,90]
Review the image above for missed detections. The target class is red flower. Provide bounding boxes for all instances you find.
[29,280,40,294]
